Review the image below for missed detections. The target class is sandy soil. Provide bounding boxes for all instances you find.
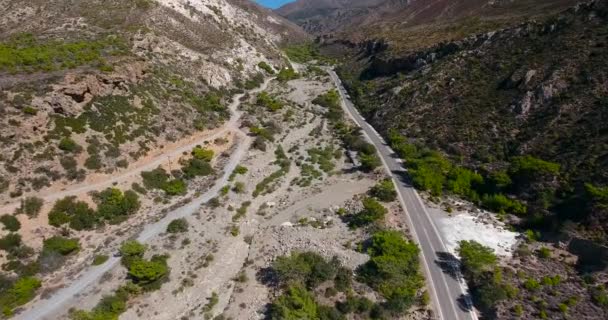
[16,71,393,320]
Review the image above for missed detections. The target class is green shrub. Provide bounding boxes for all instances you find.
[523,278,540,291]
[350,197,387,227]
[92,254,109,266]
[141,167,170,190]
[43,236,79,255]
[48,196,97,230]
[256,91,283,111]
[0,276,41,315]
[58,137,82,153]
[94,188,140,224]
[0,233,22,252]
[181,159,213,179]
[457,240,497,277]
[166,218,188,234]
[481,194,527,215]
[537,246,551,259]
[446,167,483,200]
[0,215,20,232]
[268,284,320,319]
[257,61,274,74]
[359,152,381,172]
[191,146,214,161]
[272,251,338,289]
[119,240,146,267]
[277,67,299,82]
[162,179,187,195]
[22,106,38,115]
[0,33,126,73]
[369,179,397,202]
[127,256,169,287]
[15,197,44,218]
[283,43,321,63]
[358,231,423,312]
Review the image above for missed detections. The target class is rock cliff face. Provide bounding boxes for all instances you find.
[0,0,306,202]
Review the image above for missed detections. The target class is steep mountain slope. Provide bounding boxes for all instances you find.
[277,0,579,53]
[338,0,608,242]
[0,0,305,205]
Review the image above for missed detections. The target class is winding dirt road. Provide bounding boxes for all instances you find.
[12,79,270,320]
[1,79,271,214]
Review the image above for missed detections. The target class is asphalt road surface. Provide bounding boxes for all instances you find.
[327,69,478,320]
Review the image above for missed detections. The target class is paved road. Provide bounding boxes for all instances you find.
[327,70,477,320]
[12,80,266,320]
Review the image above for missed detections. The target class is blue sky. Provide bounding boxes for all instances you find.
[255,0,295,9]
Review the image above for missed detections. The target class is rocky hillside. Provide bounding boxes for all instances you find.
[338,0,608,242]
[278,0,579,53]
[0,0,306,204]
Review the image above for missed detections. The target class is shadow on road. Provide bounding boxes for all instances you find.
[390,167,415,188]
[457,293,475,312]
[434,251,461,281]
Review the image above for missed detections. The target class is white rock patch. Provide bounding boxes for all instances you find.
[435,211,519,257]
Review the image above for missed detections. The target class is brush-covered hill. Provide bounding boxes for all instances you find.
[338,0,608,243]
[0,0,306,204]
[277,0,579,54]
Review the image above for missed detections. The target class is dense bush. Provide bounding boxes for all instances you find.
[15,196,43,217]
[181,158,213,179]
[48,196,96,230]
[481,194,527,216]
[369,179,397,202]
[268,283,320,319]
[0,233,22,252]
[69,282,141,320]
[349,197,387,227]
[43,236,80,256]
[94,188,140,224]
[92,254,109,266]
[457,240,498,277]
[0,276,41,316]
[58,137,82,153]
[166,218,188,234]
[283,43,321,63]
[272,251,339,289]
[0,215,20,232]
[313,90,342,122]
[127,255,169,290]
[257,61,274,74]
[0,33,126,73]
[141,168,187,195]
[446,167,484,201]
[358,231,424,312]
[457,240,508,312]
[191,146,214,162]
[119,240,146,268]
